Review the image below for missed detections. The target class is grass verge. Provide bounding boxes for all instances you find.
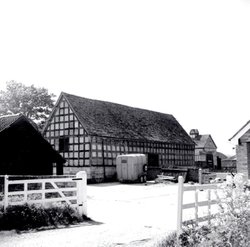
[0,203,88,231]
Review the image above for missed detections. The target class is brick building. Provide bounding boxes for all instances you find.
[43,92,195,181]
[229,121,250,179]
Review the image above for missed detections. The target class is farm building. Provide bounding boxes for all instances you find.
[229,121,250,179]
[0,114,65,175]
[190,129,225,170]
[43,92,195,181]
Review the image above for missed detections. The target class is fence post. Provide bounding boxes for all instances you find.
[41,181,46,207]
[198,168,202,184]
[4,175,9,211]
[24,182,28,203]
[177,176,184,243]
[76,171,87,216]
[207,189,211,224]
[195,190,198,226]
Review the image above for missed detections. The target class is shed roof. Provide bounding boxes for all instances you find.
[0,113,65,163]
[62,92,194,145]
[222,155,236,161]
[193,134,217,149]
[229,120,250,145]
[216,151,227,159]
[0,114,22,133]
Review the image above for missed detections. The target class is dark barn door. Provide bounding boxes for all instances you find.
[206,154,214,169]
[56,162,64,175]
[148,153,159,167]
[217,157,222,170]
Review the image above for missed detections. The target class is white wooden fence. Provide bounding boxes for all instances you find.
[0,171,87,216]
[177,176,219,235]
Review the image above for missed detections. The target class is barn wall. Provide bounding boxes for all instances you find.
[63,166,91,177]
[90,136,195,181]
[90,136,194,167]
[44,97,91,176]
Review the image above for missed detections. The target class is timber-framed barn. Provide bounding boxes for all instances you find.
[43,92,195,181]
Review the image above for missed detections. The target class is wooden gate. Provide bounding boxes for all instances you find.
[0,171,87,216]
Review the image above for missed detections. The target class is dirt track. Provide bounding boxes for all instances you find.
[0,182,178,247]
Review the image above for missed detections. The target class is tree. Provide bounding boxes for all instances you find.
[0,81,55,130]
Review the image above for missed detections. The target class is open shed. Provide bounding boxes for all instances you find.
[0,114,65,175]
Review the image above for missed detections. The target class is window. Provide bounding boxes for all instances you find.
[59,137,69,152]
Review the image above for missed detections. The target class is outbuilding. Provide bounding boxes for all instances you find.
[189,129,226,170]
[0,114,65,175]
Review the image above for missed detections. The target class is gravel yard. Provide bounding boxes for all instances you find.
[0,182,180,247]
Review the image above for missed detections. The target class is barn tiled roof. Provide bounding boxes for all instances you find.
[0,114,22,133]
[62,92,194,145]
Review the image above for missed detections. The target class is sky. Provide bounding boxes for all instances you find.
[0,0,250,155]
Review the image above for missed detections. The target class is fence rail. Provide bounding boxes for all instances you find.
[0,171,87,216]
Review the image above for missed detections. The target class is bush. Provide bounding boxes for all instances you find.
[180,174,250,247]
[0,204,87,231]
[157,174,250,247]
[156,232,177,247]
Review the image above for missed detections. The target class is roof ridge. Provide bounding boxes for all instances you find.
[0,113,22,119]
[0,113,23,133]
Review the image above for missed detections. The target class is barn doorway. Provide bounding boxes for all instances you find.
[148,153,159,167]
[217,157,222,170]
[206,154,214,169]
[56,161,64,175]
